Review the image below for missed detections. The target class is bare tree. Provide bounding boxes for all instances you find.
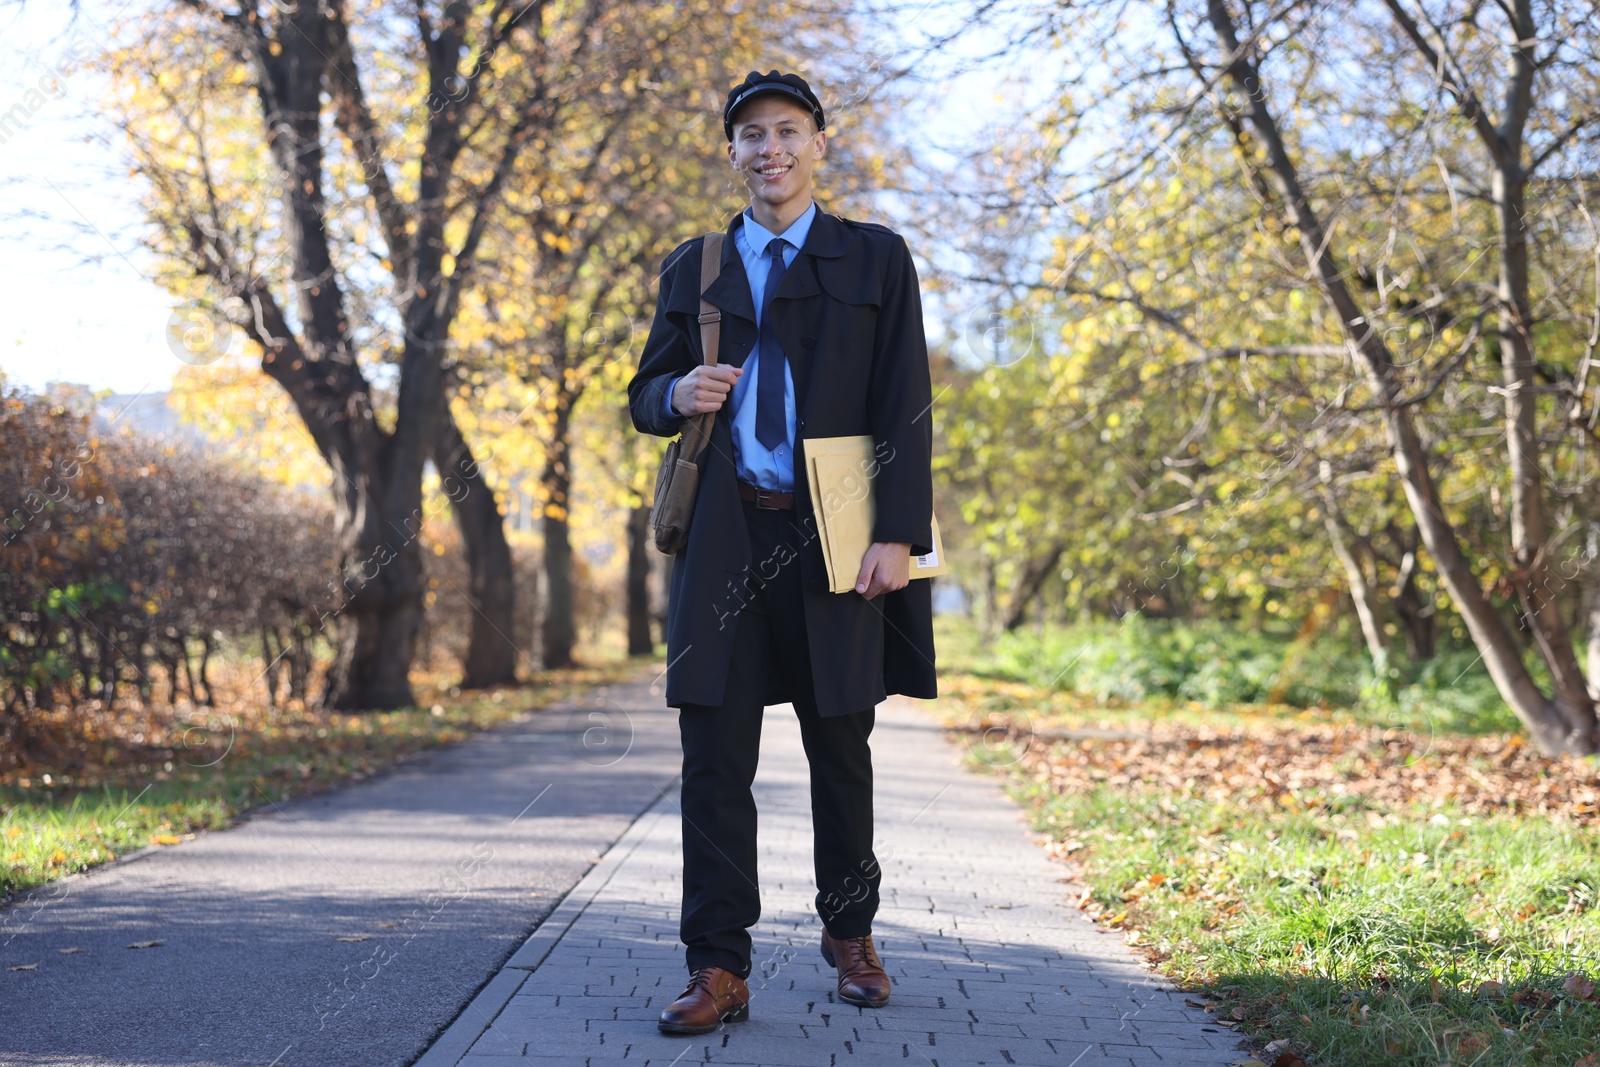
[103,0,626,706]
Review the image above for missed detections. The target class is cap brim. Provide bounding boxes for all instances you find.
[725,85,820,130]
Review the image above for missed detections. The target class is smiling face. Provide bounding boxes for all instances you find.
[727,95,827,229]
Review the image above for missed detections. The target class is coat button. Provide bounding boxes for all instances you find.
[802,336,816,348]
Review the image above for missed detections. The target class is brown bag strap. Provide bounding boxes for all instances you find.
[681,231,724,460]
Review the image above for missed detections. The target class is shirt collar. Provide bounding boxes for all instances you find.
[741,200,818,256]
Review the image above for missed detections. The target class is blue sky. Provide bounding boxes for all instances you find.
[0,0,184,397]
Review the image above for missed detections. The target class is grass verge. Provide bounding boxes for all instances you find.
[1,658,650,905]
[940,668,1600,1067]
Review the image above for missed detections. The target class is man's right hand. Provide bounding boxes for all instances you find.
[671,365,743,416]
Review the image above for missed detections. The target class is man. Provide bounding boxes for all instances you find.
[627,69,937,1035]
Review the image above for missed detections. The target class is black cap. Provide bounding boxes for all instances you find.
[723,70,826,142]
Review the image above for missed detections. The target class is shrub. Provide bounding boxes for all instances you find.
[0,387,334,735]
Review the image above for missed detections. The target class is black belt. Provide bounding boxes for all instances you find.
[737,481,794,510]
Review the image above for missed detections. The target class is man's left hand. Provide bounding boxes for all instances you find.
[855,542,911,599]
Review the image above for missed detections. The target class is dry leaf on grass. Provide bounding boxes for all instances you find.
[969,709,1600,826]
[1271,1053,1308,1067]
[1562,972,1595,1001]
[151,835,182,845]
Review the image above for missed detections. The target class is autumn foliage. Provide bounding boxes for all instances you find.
[0,386,333,753]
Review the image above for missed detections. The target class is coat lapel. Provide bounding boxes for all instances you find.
[697,208,852,406]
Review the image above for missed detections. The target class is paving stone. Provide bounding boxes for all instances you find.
[419,698,1240,1066]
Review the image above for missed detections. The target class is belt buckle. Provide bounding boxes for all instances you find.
[753,487,780,511]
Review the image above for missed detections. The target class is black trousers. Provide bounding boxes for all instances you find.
[677,498,881,978]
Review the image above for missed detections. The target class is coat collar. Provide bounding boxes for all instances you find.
[700,207,850,325]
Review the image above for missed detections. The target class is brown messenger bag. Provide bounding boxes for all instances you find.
[648,231,725,554]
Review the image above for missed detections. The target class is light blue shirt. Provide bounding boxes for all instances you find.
[663,201,815,490]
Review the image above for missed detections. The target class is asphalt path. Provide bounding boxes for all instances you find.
[0,678,681,1067]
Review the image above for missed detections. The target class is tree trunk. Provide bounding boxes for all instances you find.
[1002,543,1066,631]
[312,436,430,711]
[651,548,670,647]
[434,402,518,688]
[1489,117,1595,731]
[262,623,283,708]
[320,575,423,710]
[310,441,429,711]
[626,504,654,656]
[1391,550,1437,662]
[1205,0,1597,753]
[1582,521,1600,700]
[1318,482,1389,680]
[541,392,577,669]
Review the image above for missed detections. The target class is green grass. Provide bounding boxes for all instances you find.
[1,659,650,903]
[934,610,1600,1065]
[996,766,1600,1065]
[935,613,1519,734]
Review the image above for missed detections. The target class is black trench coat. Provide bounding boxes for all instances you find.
[627,208,938,718]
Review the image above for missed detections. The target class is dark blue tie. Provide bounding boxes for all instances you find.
[755,237,790,451]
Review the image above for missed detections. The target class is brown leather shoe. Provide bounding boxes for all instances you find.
[657,966,750,1035]
[820,930,891,1007]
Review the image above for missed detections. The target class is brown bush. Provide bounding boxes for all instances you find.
[0,387,334,743]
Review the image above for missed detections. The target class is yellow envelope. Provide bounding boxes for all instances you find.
[804,435,947,594]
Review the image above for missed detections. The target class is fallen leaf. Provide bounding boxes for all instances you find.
[151,835,181,845]
[6,962,38,971]
[1104,909,1129,927]
[1230,1005,1249,1020]
[1263,1040,1289,1054]
[1185,998,1209,1010]
[1271,1053,1307,1067]
[1475,980,1504,998]
[127,940,164,949]
[57,947,84,954]
[335,934,370,942]
[1574,1054,1600,1067]
[1562,972,1595,1001]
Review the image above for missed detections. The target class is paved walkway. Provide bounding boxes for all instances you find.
[417,698,1245,1067]
[0,680,681,1067]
